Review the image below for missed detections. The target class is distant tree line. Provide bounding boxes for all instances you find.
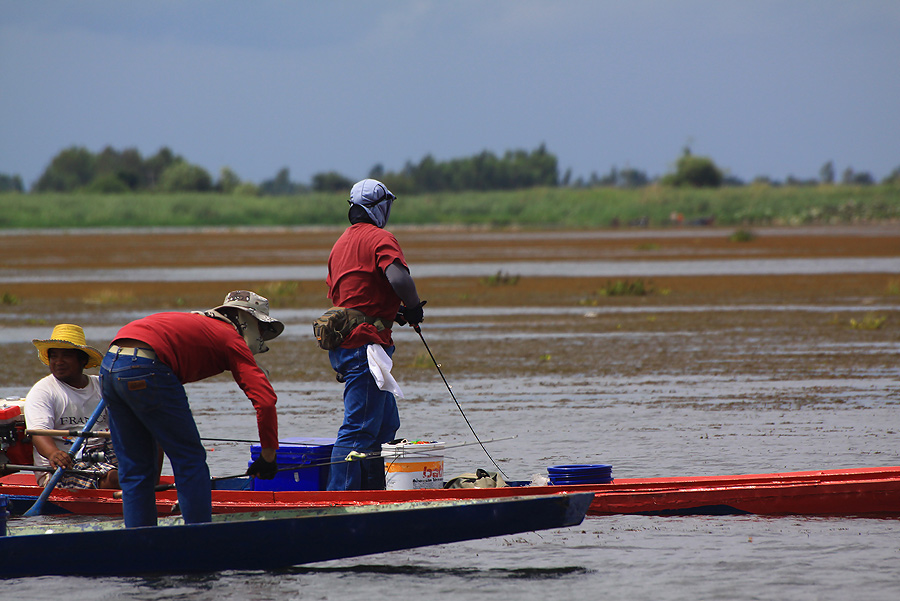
[2,144,898,195]
[17,146,257,195]
[377,144,559,194]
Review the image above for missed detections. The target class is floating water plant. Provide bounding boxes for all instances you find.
[260,280,299,298]
[849,313,887,330]
[1,292,19,305]
[578,279,657,305]
[410,352,432,369]
[480,270,520,286]
[82,288,138,305]
[729,229,756,242]
[635,242,660,251]
[599,279,652,296]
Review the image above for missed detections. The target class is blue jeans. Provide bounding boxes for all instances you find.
[100,351,211,527]
[327,345,400,491]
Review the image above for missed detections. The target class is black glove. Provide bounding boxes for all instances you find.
[395,300,426,327]
[247,455,278,480]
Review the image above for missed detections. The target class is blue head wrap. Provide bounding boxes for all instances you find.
[348,179,395,228]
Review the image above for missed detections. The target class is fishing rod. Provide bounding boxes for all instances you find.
[120,436,519,496]
[118,456,390,497]
[330,435,518,466]
[413,324,509,479]
[27,429,259,445]
[118,455,380,497]
[27,431,516,457]
[372,436,518,459]
[0,463,106,478]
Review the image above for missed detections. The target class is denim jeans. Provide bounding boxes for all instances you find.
[100,351,211,527]
[327,345,400,491]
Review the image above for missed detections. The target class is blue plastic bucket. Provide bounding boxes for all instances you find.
[547,464,613,485]
[249,437,335,491]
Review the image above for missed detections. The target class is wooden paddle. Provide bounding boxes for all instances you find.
[23,399,108,517]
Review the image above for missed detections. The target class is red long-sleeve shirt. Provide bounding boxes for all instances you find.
[113,312,278,448]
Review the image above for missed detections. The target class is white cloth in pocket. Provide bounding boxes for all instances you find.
[367,344,404,398]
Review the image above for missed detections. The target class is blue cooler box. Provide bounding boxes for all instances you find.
[249,437,335,491]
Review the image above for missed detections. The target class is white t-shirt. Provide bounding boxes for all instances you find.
[23,374,109,471]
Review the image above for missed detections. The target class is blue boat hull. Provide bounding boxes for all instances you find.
[0,493,592,577]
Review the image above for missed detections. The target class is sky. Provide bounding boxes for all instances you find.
[2,1,899,189]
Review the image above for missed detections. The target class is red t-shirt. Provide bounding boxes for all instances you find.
[326,223,407,347]
[113,312,278,449]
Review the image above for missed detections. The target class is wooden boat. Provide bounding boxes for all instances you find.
[2,465,899,518]
[0,492,593,577]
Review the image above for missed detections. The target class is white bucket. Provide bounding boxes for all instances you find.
[382,441,445,490]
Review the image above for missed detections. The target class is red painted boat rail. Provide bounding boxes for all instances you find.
[3,466,900,517]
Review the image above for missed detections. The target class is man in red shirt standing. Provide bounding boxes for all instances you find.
[99,290,284,527]
[326,179,425,490]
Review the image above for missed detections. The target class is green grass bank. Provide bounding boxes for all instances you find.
[2,185,899,229]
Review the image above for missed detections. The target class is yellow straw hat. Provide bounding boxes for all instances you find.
[32,324,104,369]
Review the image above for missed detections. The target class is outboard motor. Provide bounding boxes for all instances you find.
[0,399,33,466]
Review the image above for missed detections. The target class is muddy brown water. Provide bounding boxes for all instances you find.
[1,225,898,390]
[2,224,899,600]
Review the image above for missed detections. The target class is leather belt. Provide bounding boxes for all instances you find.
[108,344,157,360]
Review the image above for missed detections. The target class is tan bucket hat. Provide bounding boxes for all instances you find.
[212,290,285,340]
[32,324,104,369]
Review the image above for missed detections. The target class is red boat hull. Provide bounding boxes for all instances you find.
[3,466,899,517]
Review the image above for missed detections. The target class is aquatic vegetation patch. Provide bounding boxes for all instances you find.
[579,279,663,305]
[1,292,19,305]
[848,313,888,330]
[260,280,299,299]
[728,229,756,242]
[409,352,433,369]
[480,271,520,286]
[635,242,660,251]
[602,279,652,297]
[82,288,138,305]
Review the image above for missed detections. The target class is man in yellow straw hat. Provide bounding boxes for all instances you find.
[24,324,119,489]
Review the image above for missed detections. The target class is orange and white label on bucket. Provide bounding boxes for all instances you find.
[385,460,443,477]
[385,460,444,489]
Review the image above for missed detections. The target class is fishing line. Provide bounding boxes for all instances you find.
[113,436,519,496]
[413,324,509,479]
